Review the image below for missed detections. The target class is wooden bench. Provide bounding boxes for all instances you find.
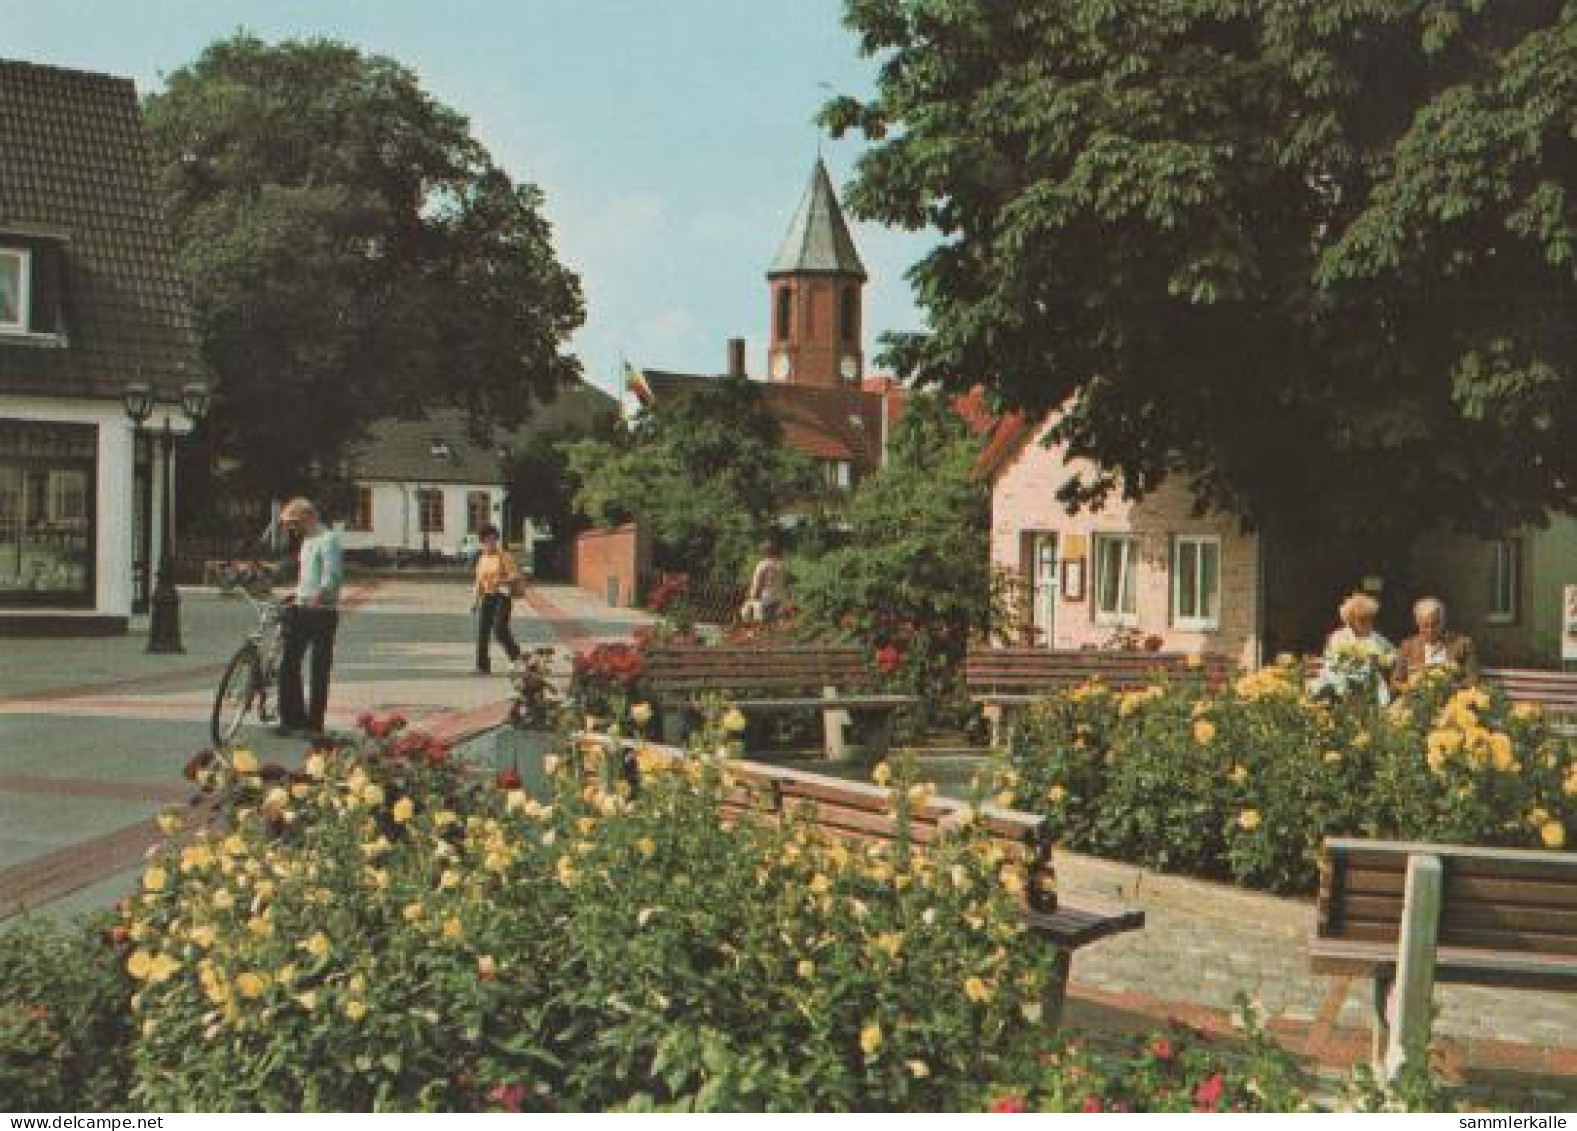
[1483,667,1577,728]
[644,644,917,760]
[575,733,1144,1027]
[1310,837,1577,1077]
[965,648,1235,743]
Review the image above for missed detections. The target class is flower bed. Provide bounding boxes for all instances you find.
[993,661,1576,893]
[0,713,1483,1111]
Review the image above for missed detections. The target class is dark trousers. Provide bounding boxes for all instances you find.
[278,605,339,730]
[476,594,521,671]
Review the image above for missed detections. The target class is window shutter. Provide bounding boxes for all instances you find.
[28,241,67,336]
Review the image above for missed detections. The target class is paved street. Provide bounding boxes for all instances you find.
[0,577,650,920]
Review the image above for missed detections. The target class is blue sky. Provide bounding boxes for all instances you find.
[4,0,933,403]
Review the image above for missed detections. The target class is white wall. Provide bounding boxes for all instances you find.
[0,392,195,620]
[338,480,504,557]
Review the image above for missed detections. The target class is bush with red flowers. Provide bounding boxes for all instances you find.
[569,642,646,719]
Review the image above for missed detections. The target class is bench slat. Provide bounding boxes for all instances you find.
[1333,868,1577,911]
[1309,936,1577,987]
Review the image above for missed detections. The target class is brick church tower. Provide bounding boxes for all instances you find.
[766,158,867,388]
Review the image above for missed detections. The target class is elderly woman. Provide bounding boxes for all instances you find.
[1310,593,1397,704]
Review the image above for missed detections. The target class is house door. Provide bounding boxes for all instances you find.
[1032,533,1057,648]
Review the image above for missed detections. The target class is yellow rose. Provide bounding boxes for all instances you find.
[391,797,415,823]
[477,955,497,977]
[344,999,368,1022]
[1228,764,1248,785]
[906,1059,931,1078]
[402,902,423,923]
[871,762,891,787]
[212,889,235,911]
[362,783,385,807]
[1541,821,1566,849]
[126,949,153,980]
[796,959,815,979]
[305,932,330,959]
[631,702,653,726]
[722,707,748,733]
[809,874,830,894]
[859,1022,882,1057]
[294,990,318,1012]
[442,917,464,941]
[1323,750,1342,765]
[155,812,183,836]
[636,837,656,859]
[964,976,991,1003]
[1238,809,1262,832]
[146,954,178,984]
[1193,719,1217,745]
[1047,784,1067,804]
[236,972,269,999]
[231,749,259,774]
[190,925,216,949]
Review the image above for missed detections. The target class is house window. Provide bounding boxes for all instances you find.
[467,490,491,534]
[776,285,792,342]
[349,486,373,532]
[822,460,852,490]
[0,421,96,607]
[0,248,29,334]
[839,284,857,343]
[1093,534,1138,626]
[1488,538,1520,623]
[1172,535,1221,631]
[417,488,444,534]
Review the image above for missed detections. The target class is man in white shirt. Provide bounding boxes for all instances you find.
[276,497,343,737]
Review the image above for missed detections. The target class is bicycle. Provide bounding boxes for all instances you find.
[211,591,286,747]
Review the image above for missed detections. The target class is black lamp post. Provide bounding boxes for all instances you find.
[135,382,211,653]
[496,445,512,543]
[121,383,155,614]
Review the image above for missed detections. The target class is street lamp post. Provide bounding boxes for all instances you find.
[496,445,512,544]
[122,384,154,614]
[127,382,211,654]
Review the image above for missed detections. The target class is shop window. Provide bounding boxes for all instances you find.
[0,421,96,607]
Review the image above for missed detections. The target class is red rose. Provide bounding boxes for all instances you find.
[487,1082,526,1113]
[388,713,409,731]
[987,1094,1026,1113]
[875,645,902,674]
[1081,1096,1102,1113]
[1151,1037,1173,1061]
[1194,1073,1224,1111]
[356,711,375,731]
[496,768,521,789]
[367,720,388,739]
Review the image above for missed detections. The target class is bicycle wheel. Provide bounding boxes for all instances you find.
[212,645,262,747]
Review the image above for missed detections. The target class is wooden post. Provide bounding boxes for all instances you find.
[822,685,849,760]
[1041,947,1072,1030]
[1383,853,1443,1079]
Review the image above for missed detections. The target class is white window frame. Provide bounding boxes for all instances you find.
[0,248,30,335]
[1488,538,1519,623]
[1092,533,1138,627]
[1172,534,1222,632]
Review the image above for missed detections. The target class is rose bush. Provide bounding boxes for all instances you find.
[995,661,1576,892]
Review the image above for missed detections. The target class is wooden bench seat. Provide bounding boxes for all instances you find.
[1310,837,1577,1077]
[644,644,917,759]
[964,648,1235,743]
[576,733,1144,1028]
[1483,666,1577,726]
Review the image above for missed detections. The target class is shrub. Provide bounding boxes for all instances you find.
[0,914,135,1109]
[997,664,1576,892]
[117,717,1055,1110]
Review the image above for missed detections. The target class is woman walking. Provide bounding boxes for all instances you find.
[472,525,522,674]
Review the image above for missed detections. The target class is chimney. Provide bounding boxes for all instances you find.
[726,337,747,378]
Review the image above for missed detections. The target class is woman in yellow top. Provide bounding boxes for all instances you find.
[472,525,522,674]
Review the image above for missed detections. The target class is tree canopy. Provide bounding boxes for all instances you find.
[563,376,818,579]
[144,34,584,496]
[827,0,1577,540]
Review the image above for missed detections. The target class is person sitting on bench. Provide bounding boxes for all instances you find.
[1393,596,1478,691]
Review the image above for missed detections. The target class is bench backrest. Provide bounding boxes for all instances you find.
[1483,667,1577,715]
[575,735,1055,911]
[964,648,1235,694]
[1316,838,1577,957]
[645,644,881,696]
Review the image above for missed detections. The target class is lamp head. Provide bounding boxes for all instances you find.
[122,383,154,426]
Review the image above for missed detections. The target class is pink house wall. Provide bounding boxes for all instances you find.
[989,420,1263,667]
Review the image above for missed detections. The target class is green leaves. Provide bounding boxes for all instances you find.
[835,0,1577,541]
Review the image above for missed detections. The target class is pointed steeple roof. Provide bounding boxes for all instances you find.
[768,158,867,279]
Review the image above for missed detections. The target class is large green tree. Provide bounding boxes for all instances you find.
[564,376,817,580]
[145,34,583,497]
[828,0,1577,541]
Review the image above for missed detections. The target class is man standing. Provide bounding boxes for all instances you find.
[1394,597,1479,690]
[277,497,343,737]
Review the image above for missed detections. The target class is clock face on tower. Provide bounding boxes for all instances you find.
[839,355,859,383]
[771,353,792,381]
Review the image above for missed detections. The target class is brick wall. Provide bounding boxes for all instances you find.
[989,419,1263,667]
[573,524,651,608]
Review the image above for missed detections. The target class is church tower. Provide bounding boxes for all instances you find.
[766,158,867,388]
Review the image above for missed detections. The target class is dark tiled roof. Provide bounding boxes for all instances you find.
[350,382,618,484]
[768,158,867,279]
[637,369,885,471]
[0,59,202,399]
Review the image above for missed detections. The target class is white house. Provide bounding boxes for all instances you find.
[0,60,204,635]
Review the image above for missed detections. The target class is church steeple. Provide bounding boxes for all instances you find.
[767,158,866,387]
